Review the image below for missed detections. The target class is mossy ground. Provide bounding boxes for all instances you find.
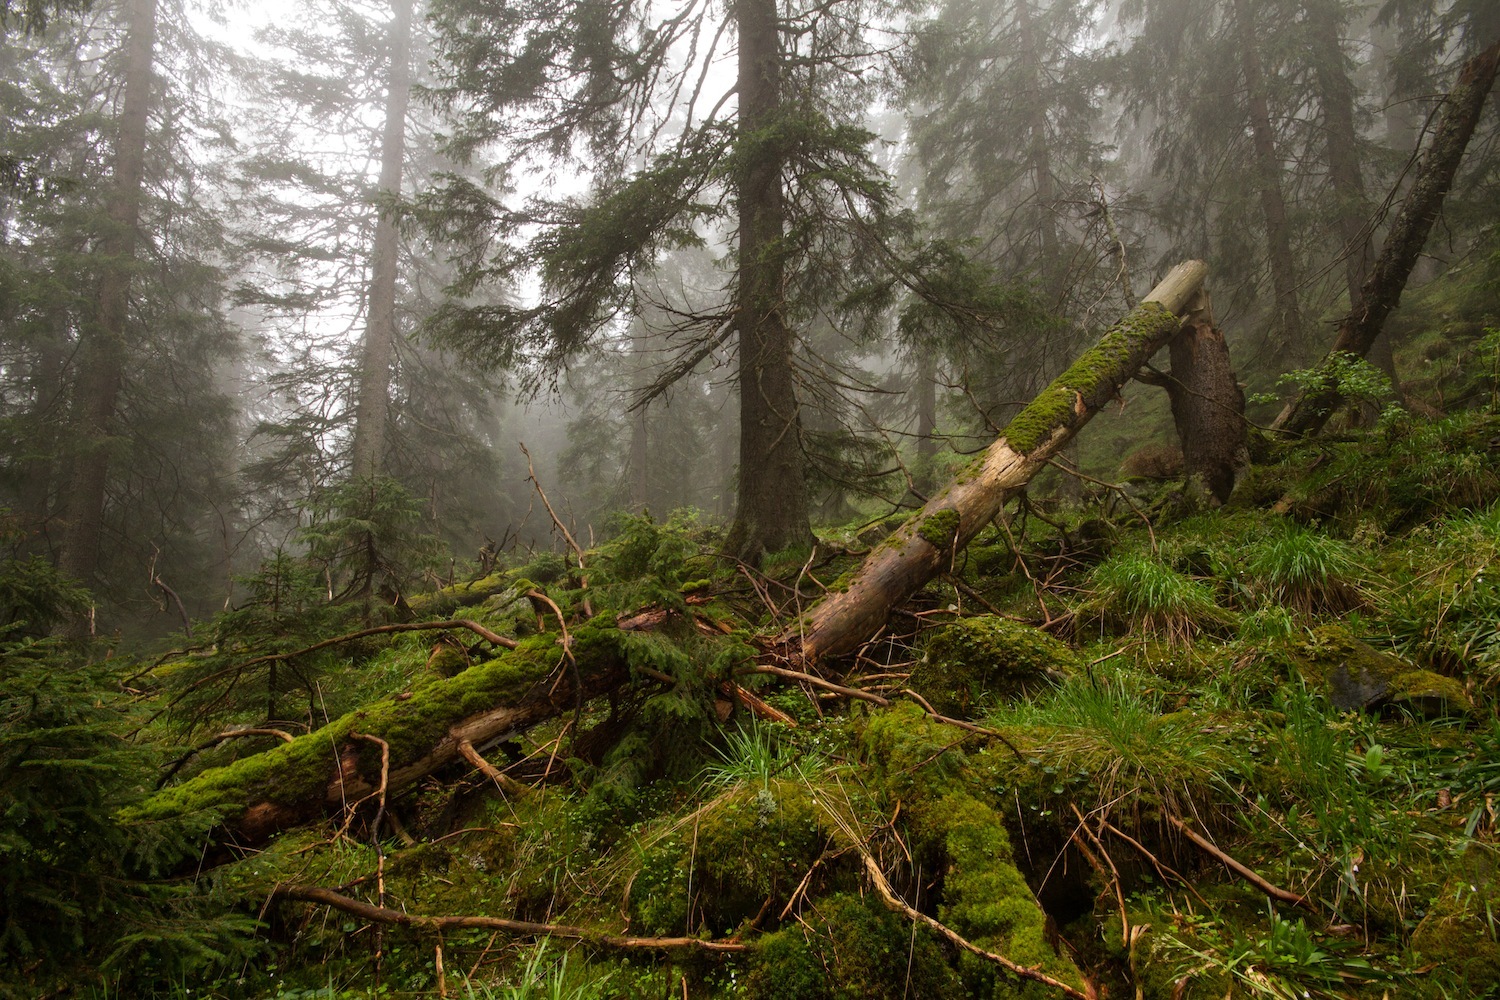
[32,405,1500,1000]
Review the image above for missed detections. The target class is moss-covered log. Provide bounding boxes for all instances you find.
[122,627,632,844]
[781,261,1208,663]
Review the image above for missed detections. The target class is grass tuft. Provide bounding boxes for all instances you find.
[1083,552,1228,646]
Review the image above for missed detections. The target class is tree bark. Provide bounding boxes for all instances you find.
[1231,0,1303,352]
[56,0,157,609]
[1273,39,1500,437]
[629,321,650,509]
[1306,0,1402,387]
[348,0,413,480]
[780,261,1208,663]
[1166,318,1246,504]
[726,0,814,561]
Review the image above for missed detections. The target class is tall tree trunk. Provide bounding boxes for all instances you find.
[1306,0,1370,306]
[17,322,68,555]
[727,0,813,561]
[56,0,157,611]
[629,322,649,509]
[1018,0,1061,306]
[1231,0,1302,351]
[1274,39,1500,437]
[1306,0,1401,385]
[349,0,413,480]
[913,350,937,497]
[782,262,1208,664]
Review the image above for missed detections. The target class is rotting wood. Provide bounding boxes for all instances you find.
[124,630,632,844]
[272,884,747,954]
[780,261,1209,664]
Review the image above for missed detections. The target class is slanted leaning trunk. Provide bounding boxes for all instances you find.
[781,261,1208,664]
[1273,39,1500,437]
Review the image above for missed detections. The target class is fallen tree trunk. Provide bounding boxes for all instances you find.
[129,266,1210,848]
[779,261,1208,663]
[122,628,633,843]
[1273,39,1500,437]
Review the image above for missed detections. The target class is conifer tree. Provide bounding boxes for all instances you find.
[424,0,909,559]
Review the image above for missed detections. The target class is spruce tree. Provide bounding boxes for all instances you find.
[424,0,911,560]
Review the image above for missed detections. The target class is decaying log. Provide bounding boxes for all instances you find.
[780,261,1209,663]
[130,267,1215,851]
[1274,39,1500,437]
[123,629,632,844]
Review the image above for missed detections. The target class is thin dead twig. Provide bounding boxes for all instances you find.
[520,442,592,618]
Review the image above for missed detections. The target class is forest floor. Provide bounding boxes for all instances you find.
[8,383,1500,1000]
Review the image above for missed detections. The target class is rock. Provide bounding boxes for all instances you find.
[1292,625,1471,717]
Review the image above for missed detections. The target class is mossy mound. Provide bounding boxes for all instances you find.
[912,616,1075,716]
[629,778,829,935]
[937,792,1087,996]
[1291,625,1471,716]
[1410,844,1500,992]
[741,893,962,1000]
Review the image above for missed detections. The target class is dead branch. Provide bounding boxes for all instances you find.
[272,884,747,954]
[520,442,592,617]
[1165,813,1314,911]
[457,739,532,799]
[149,619,518,723]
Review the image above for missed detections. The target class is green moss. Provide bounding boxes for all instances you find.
[912,615,1075,716]
[121,630,604,835]
[860,702,973,803]
[1002,301,1179,455]
[1410,845,1500,991]
[938,793,1086,994]
[741,893,962,1000]
[1291,625,1468,714]
[917,508,962,548]
[1388,669,1472,718]
[630,778,828,935]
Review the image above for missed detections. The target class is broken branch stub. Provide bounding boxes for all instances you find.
[783,261,1208,664]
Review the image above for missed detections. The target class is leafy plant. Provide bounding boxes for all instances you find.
[1163,906,1397,999]
[467,940,614,1000]
[988,670,1242,810]
[700,720,804,793]
[301,476,446,602]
